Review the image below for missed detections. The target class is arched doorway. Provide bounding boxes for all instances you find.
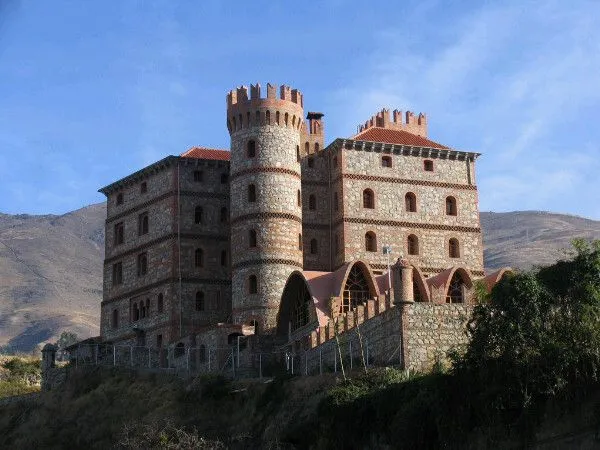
[446,271,469,303]
[278,273,313,336]
[341,264,374,313]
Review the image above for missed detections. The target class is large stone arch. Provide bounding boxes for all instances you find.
[411,265,431,302]
[334,260,380,314]
[277,271,319,337]
[427,266,474,304]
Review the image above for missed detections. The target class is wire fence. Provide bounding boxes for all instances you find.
[68,332,404,379]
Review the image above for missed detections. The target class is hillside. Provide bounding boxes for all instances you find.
[0,204,105,351]
[2,204,600,351]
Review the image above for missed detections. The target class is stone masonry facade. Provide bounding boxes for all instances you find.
[96,82,510,373]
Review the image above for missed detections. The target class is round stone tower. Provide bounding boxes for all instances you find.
[227,83,304,334]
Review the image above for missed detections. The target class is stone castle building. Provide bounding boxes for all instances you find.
[98,82,510,371]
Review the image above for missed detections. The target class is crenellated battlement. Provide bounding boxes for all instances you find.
[357,108,428,137]
[226,83,305,135]
[227,83,304,108]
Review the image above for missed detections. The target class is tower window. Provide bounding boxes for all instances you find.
[298,233,303,251]
[248,184,256,202]
[307,157,314,168]
[446,196,457,216]
[138,212,149,235]
[195,248,204,267]
[137,252,148,276]
[220,207,227,223]
[157,293,164,313]
[296,145,300,162]
[194,170,203,182]
[276,111,280,125]
[314,143,319,152]
[112,309,118,329]
[305,142,309,154]
[449,238,460,258]
[382,156,392,168]
[195,291,205,311]
[112,262,123,285]
[221,250,227,267]
[249,229,257,248]
[310,238,318,254]
[195,206,203,224]
[308,194,316,211]
[424,160,434,171]
[140,182,147,194]
[248,275,258,294]
[365,232,377,252]
[405,192,417,212]
[266,110,271,125]
[363,189,375,209]
[116,192,124,205]
[297,190,302,207]
[247,140,256,158]
[407,234,419,255]
[114,222,124,246]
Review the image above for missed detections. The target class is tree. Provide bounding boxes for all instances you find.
[56,331,78,350]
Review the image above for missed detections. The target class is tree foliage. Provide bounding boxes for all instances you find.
[56,331,78,350]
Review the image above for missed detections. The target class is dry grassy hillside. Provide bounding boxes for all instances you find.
[2,203,600,352]
[0,203,105,351]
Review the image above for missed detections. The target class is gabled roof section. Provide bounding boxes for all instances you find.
[181,147,230,161]
[352,127,449,149]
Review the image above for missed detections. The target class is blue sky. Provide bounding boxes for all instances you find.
[1,0,599,218]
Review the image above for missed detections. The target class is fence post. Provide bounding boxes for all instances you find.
[113,345,116,366]
[349,340,353,370]
[319,348,322,375]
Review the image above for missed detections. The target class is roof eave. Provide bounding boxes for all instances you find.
[98,155,178,196]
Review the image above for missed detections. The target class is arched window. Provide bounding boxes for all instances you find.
[310,238,318,254]
[221,250,227,267]
[247,140,256,158]
[446,196,457,216]
[314,143,319,152]
[284,112,289,126]
[195,248,204,267]
[132,303,139,321]
[305,142,309,153]
[298,233,303,250]
[248,275,258,294]
[296,145,300,162]
[238,114,243,129]
[199,344,207,363]
[365,232,377,252]
[297,190,301,207]
[246,111,250,128]
[248,184,256,202]
[308,194,316,210]
[194,206,203,224]
[220,207,227,223]
[405,192,417,212]
[363,189,375,209]
[447,272,466,303]
[112,309,118,328]
[174,343,185,358]
[232,116,237,131]
[157,293,164,313]
[334,192,339,211]
[407,234,419,255]
[255,110,260,125]
[249,229,257,248]
[341,264,372,313]
[195,291,205,311]
[275,111,280,125]
[449,238,460,258]
[266,110,271,125]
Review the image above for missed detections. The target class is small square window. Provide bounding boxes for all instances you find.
[193,170,204,182]
[116,193,124,205]
[424,160,434,171]
[140,182,147,194]
[114,222,124,246]
[382,156,392,168]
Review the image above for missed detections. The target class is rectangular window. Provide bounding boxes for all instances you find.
[138,212,149,235]
[112,262,123,285]
[114,222,124,246]
[157,334,163,348]
[116,192,124,205]
[140,182,147,194]
[424,160,434,171]
[137,252,148,276]
[382,156,392,167]
[193,170,203,182]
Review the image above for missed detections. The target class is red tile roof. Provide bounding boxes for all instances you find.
[181,147,230,161]
[352,127,449,149]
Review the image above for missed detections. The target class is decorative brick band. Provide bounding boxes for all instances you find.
[232,258,303,270]
[231,212,302,225]
[102,276,231,305]
[342,173,477,191]
[230,166,301,181]
[342,217,481,233]
[357,263,485,277]
[106,189,228,224]
[104,232,228,265]
[302,222,330,230]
